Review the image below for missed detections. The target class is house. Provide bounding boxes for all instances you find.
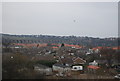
[95,60,108,67]
[52,63,71,73]
[60,58,74,67]
[86,48,98,55]
[72,57,86,73]
[94,49,99,53]
[87,65,100,73]
[89,60,98,66]
[86,52,91,55]
[34,64,52,75]
[73,57,86,65]
[71,66,83,71]
[64,44,82,49]
[89,48,93,53]
[52,46,59,50]
[52,63,72,77]
[112,47,120,50]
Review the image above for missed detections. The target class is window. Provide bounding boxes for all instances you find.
[74,67,77,69]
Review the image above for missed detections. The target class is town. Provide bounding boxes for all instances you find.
[2,34,120,79]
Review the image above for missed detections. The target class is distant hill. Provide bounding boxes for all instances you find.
[2,33,119,47]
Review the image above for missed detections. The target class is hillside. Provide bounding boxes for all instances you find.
[2,34,118,47]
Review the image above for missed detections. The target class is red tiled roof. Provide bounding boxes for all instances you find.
[92,46,120,50]
[73,57,86,64]
[92,47,111,50]
[88,65,100,70]
[52,47,58,49]
[92,47,103,50]
[112,47,120,50]
[64,44,82,48]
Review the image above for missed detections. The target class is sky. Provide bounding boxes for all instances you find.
[2,2,118,38]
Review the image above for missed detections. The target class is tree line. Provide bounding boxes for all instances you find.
[2,34,119,47]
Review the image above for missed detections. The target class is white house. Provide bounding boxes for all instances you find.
[71,65,83,71]
[52,63,71,73]
[34,64,52,75]
[86,52,91,55]
[89,49,93,53]
[89,60,98,66]
[94,49,100,53]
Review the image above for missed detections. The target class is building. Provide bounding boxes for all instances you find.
[52,63,71,73]
[73,57,86,65]
[87,65,100,73]
[71,66,83,71]
[89,60,98,66]
[72,57,86,73]
[52,63,72,77]
[34,64,52,75]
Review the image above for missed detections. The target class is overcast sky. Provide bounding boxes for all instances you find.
[2,2,118,38]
